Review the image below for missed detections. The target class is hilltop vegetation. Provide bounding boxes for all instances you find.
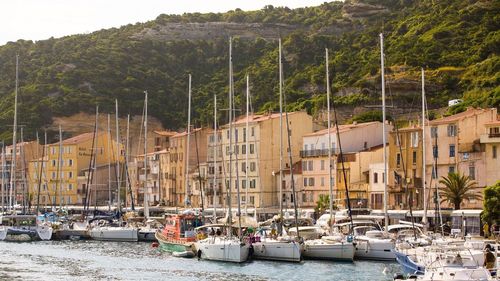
[0,0,498,141]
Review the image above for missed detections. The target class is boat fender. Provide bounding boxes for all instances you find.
[151,242,159,248]
[197,249,202,260]
[346,235,353,243]
[260,244,265,254]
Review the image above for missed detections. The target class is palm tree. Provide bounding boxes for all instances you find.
[439,172,481,210]
[315,194,332,214]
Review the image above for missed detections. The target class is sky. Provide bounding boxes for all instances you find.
[0,0,328,45]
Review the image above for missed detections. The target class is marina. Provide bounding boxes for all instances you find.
[0,240,400,281]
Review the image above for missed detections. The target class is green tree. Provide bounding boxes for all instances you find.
[439,172,481,210]
[482,181,500,224]
[315,194,333,215]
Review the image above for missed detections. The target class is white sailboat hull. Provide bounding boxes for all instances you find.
[303,240,355,261]
[354,239,395,261]
[90,227,138,242]
[252,239,302,262]
[0,226,7,241]
[195,237,249,263]
[36,225,53,241]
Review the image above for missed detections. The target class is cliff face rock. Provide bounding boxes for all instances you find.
[342,2,389,19]
[132,22,303,41]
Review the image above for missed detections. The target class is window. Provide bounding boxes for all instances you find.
[243,128,246,142]
[250,179,256,188]
[308,177,314,186]
[68,159,73,166]
[251,127,255,137]
[234,145,239,155]
[68,184,73,190]
[396,153,401,166]
[433,145,439,158]
[234,129,238,142]
[250,144,255,154]
[432,166,438,179]
[382,173,385,183]
[321,160,325,170]
[225,146,229,155]
[448,166,455,174]
[447,125,457,137]
[241,144,246,154]
[374,172,378,183]
[302,192,307,203]
[250,162,256,172]
[469,165,475,180]
[321,177,325,186]
[52,172,56,179]
[51,147,56,155]
[411,132,419,147]
[308,160,313,171]
[302,161,307,171]
[242,180,246,189]
[249,196,254,205]
[226,130,229,139]
[52,159,56,167]
[431,127,438,138]
[304,144,308,151]
[241,162,246,172]
[303,178,308,187]
[493,146,497,159]
[412,151,417,164]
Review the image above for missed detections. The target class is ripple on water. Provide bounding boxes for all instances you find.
[0,241,399,281]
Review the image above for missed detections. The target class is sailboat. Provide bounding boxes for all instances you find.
[349,34,396,261]
[251,40,302,262]
[194,38,250,263]
[90,100,138,242]
[3,55,52,242]
[301,48,355,262]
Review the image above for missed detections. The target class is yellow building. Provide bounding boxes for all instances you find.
[480,119,500,187]
[28,131,122,206]
[388,125,424,210]
[426,107,497,209]
[216,111,314,209]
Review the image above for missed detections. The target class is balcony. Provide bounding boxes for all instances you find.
[300,149,331,158]
[480,133,500,144]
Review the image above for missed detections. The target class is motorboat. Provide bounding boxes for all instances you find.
[2,214,53,241]
[155,213,202,253]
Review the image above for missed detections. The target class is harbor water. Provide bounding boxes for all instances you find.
[0,241,400,280]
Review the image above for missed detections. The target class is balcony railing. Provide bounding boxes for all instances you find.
[300,149,332,158]
[489,133,500,138]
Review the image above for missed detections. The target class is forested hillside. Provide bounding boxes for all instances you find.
[0,0,498,141]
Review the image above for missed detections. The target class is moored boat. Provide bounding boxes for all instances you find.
[155,212,202,253]
[2,215,53,241]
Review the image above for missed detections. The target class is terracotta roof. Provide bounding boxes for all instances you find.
[484,120,500,126]
[223,112,302,127]
[303,121,380,137]
[154,130,176,137]
[5,141,36,150]
[60,132,95,145]
[429,108,495,125]
[172,127,203,138]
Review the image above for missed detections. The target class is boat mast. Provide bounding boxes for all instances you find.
[56,125,63,210]
[143,91,149,219]
[20,127,27,213]
[185,75,192,208]
[83,106,98,215]
[35,132,45,214]
[245,75,250,215]
[107,114,112,211]
[125,114,134,211]
[227,37,233,238]
[380,33,389,233]
[115,100,121,213]
[10,54,19,211]
[280,41,301,239]
[326,48,334,232]
[278,38,284,223]
[1,142,5,212]
[213,95,218,223]
[421,68,428,231]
